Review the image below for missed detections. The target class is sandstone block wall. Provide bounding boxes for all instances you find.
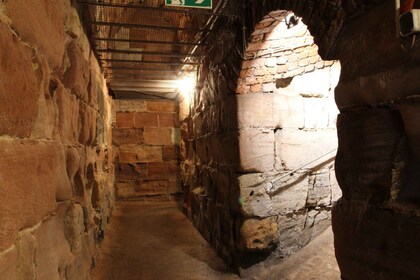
[0,1,114,279]
[331,1,420,278]
[180,10,341,269]
[234,12,341,258]
[113,99,181,200]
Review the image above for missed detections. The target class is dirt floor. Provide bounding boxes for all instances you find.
[91,201,340,280]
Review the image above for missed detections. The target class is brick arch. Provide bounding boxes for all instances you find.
[245,0,345,59]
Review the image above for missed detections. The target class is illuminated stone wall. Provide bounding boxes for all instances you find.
[113,99,182,200]
[0,1,114,279]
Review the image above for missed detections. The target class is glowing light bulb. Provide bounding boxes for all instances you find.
[177,76,196,99]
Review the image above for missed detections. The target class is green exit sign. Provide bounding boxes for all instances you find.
[165,0,212,9]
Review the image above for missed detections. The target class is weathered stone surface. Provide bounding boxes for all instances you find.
[6,0,69,70]
[31,54,57,140]
[271,172,309,214]
[0,246,17,279]
[333,199,420,280]
[119,145,163,163]
[134,112,159,127]
[272,94,305,129]
[158,113,179,127]
[78,102,96,145]
[112,128,144,146]
[238,217,278,251]
[63,41,90,103]
[0,23,38,138]
[115,100,146,112]
[237,94,275,128]
[144,128,173,145]
[162,146,179,161]
[55,145,73,202]
[146,100,177,112]
[148,162,179,178]
[115,163,148,180]
[275,129,337,170]
[335,109,403,202]
[238,173,274,217]
[307,171,331,207]
[34,203,73,280]
[239,129,274,172]
[116,112,135,128]
[0,140,58,251]
[56,85,79,143]
[66,8,91,62]
[15,230,37,279]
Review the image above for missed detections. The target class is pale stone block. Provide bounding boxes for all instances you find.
[239,129,275,172]
[271,172,309,214]
[275,129,338,170]
[238,174,274,217]
[272,94,305,128]
[237,94,275,128]
[303,97,329,129]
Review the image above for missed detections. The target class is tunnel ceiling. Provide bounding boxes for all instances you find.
[78,0,241,100]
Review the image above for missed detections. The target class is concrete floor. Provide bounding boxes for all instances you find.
[91,201,340,280]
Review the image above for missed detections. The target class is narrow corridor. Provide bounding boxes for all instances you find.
[90,201,340,280]
[90,201,239,280]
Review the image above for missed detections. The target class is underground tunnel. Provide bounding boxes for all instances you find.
[0,0,420,280]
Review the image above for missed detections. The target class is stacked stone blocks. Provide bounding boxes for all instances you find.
[113,100,181,199]
[0,1,114,279]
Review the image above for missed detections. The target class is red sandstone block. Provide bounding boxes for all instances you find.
[34,203,74,280]
[119,145,163,163]
[146,100,177,113]
[162,146,179,161]
[0,23,38,138]
[158,113,179,127]
[135,180,168,196]
[112,128,144,146]
[116,100,146,112]
[0,140,60,251]
[134,112,159,127]
[78,102,96,145]
[148,162,179,178]
[116,113,135,128]
[63,41,90,103]
[143,128,173,145]
[167,179,182,194]
[115,163,148,180]
[56,84,79,144]
[6,0,68,70]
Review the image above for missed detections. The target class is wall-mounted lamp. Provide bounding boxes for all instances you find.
[176,76,196,100]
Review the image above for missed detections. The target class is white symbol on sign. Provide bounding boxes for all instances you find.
[195,0,205,3]
[171,0,184,4]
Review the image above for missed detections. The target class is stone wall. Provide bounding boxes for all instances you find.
[235,12,341,259]
[113,99,181,200]
[0,1,114,279]
[180,10,341,270]
[332,1,420,279]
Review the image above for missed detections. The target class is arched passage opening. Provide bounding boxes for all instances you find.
[233,10,342,275]
[179,3,344,276]
[179,1,420,279]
